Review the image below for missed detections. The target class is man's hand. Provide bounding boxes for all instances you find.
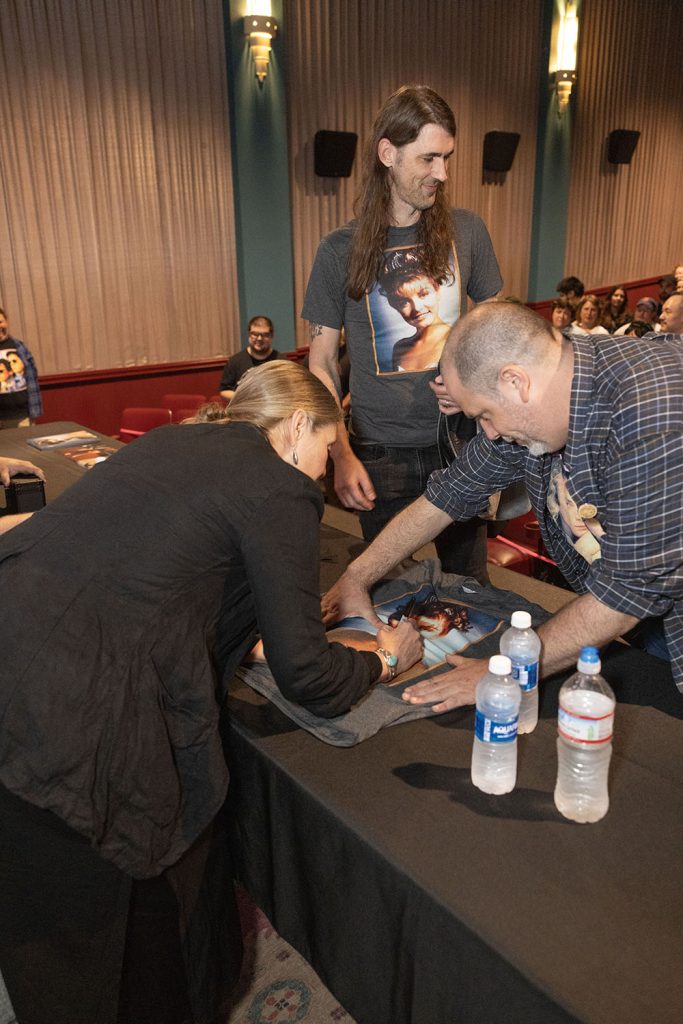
[401,655,488,713]
[322,570,381,627]
[332,448,376,511]
[429,373,461,415]
[0,457,45,487]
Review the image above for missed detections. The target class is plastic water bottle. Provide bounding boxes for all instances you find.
[499,611,541,734]
[471,655,521,795]
[554,647,616,823]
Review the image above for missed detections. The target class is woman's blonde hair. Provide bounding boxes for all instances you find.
[191,360,341,434]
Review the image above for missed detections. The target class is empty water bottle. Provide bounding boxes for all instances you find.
[471,654,521,795]
[554,647,615,823]
[499,611,541,734]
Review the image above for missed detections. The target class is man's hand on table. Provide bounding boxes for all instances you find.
[0,457,45,487]
[322,570,380,627]
[402,655,489,713]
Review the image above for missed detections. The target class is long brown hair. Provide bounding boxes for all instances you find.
[346,85,457,301]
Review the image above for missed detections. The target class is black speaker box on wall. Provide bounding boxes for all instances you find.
[607,129,640,164]
[482,131,520,173]
[314,130,358,177]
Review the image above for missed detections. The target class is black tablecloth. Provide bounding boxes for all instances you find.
[0,421,121,505]
[226,529,683,1024]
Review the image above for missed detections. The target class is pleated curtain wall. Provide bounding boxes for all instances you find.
[0,0,240,375]
[284,0,544,347]
[564,0,683,286]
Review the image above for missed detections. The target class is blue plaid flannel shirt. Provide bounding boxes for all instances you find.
[426,332,683,693]
[5,336,42,420]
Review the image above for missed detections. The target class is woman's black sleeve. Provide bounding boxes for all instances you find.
[239,481,381,718]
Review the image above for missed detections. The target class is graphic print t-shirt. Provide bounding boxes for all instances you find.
[301,209,502,446]
[0,345,29,419]
[547,455,605,564]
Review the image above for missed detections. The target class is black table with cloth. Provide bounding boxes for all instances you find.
[225,524,683,1024]
[0,420,122,503]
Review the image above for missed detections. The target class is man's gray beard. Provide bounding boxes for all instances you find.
[524,440,554,457]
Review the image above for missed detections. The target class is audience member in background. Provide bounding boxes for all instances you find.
[624,320,654,338]
[659,293,683,334]
[0,307,42,428]
[600,285,631,333]
[556,275,584,311]
[0,360,421,1024]
[219,315,280,401]
[303,85,502,584]
[658,274,677,312]
[571,294,609,336]
[323,302,683,713]
[614,296,659,336]
[674,263,683,293]
[551,298,573,329]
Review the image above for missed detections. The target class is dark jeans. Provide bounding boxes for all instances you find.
[351,439,489,584]
[623,617,670,662]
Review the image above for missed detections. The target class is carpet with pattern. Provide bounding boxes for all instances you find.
[226,887,356,1024]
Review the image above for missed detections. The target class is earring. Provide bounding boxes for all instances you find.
[292,449,299,466]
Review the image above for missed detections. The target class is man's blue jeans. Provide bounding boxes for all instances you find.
[350,440,489,583]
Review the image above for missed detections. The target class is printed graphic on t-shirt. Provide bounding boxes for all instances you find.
[0,347,27,394]
[327,581,503,688]
[547,456,605,564]
[366,243,461,374]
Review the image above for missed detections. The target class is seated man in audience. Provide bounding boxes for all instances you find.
[556,275,584,311]
[614,296,659,335]
[658,274,677,314]
[0,307,42,428]
[219,315,280,401]
[659,293,683,335]
[323,301,683,711]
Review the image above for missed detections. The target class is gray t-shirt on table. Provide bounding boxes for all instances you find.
[301,209,502,447]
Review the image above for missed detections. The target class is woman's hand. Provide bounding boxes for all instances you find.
[375,621,423,680]
[401,654,488,713]
[0,457,45,487]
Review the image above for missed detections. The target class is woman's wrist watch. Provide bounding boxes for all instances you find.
[375,647,398,681]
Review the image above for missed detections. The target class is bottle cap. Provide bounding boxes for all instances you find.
[511,611,532,629]
[489,654,512,675]
[577,645,601,674]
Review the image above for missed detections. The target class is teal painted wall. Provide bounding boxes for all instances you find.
[223,1,296,348]
[528,0,575,301]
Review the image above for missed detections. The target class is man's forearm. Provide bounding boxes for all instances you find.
[347,495,453,587]
[537,592,639,677]
[308,332,354,459]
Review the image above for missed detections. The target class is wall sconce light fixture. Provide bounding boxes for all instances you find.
[550,2,579,115]
[244,13,278,83]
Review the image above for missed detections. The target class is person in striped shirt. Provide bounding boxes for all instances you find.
[323,301,683,712]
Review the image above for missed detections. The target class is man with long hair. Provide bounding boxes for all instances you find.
[302,85,502,582]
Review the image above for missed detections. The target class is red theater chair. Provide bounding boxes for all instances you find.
[161,393,207,423]
[119,407,172,443]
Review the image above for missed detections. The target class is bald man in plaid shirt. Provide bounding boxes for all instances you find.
[323,301,683,712]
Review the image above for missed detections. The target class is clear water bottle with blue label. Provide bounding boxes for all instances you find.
[471,654,521,795]
[554,647,616,823]
[499,611,541,734]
